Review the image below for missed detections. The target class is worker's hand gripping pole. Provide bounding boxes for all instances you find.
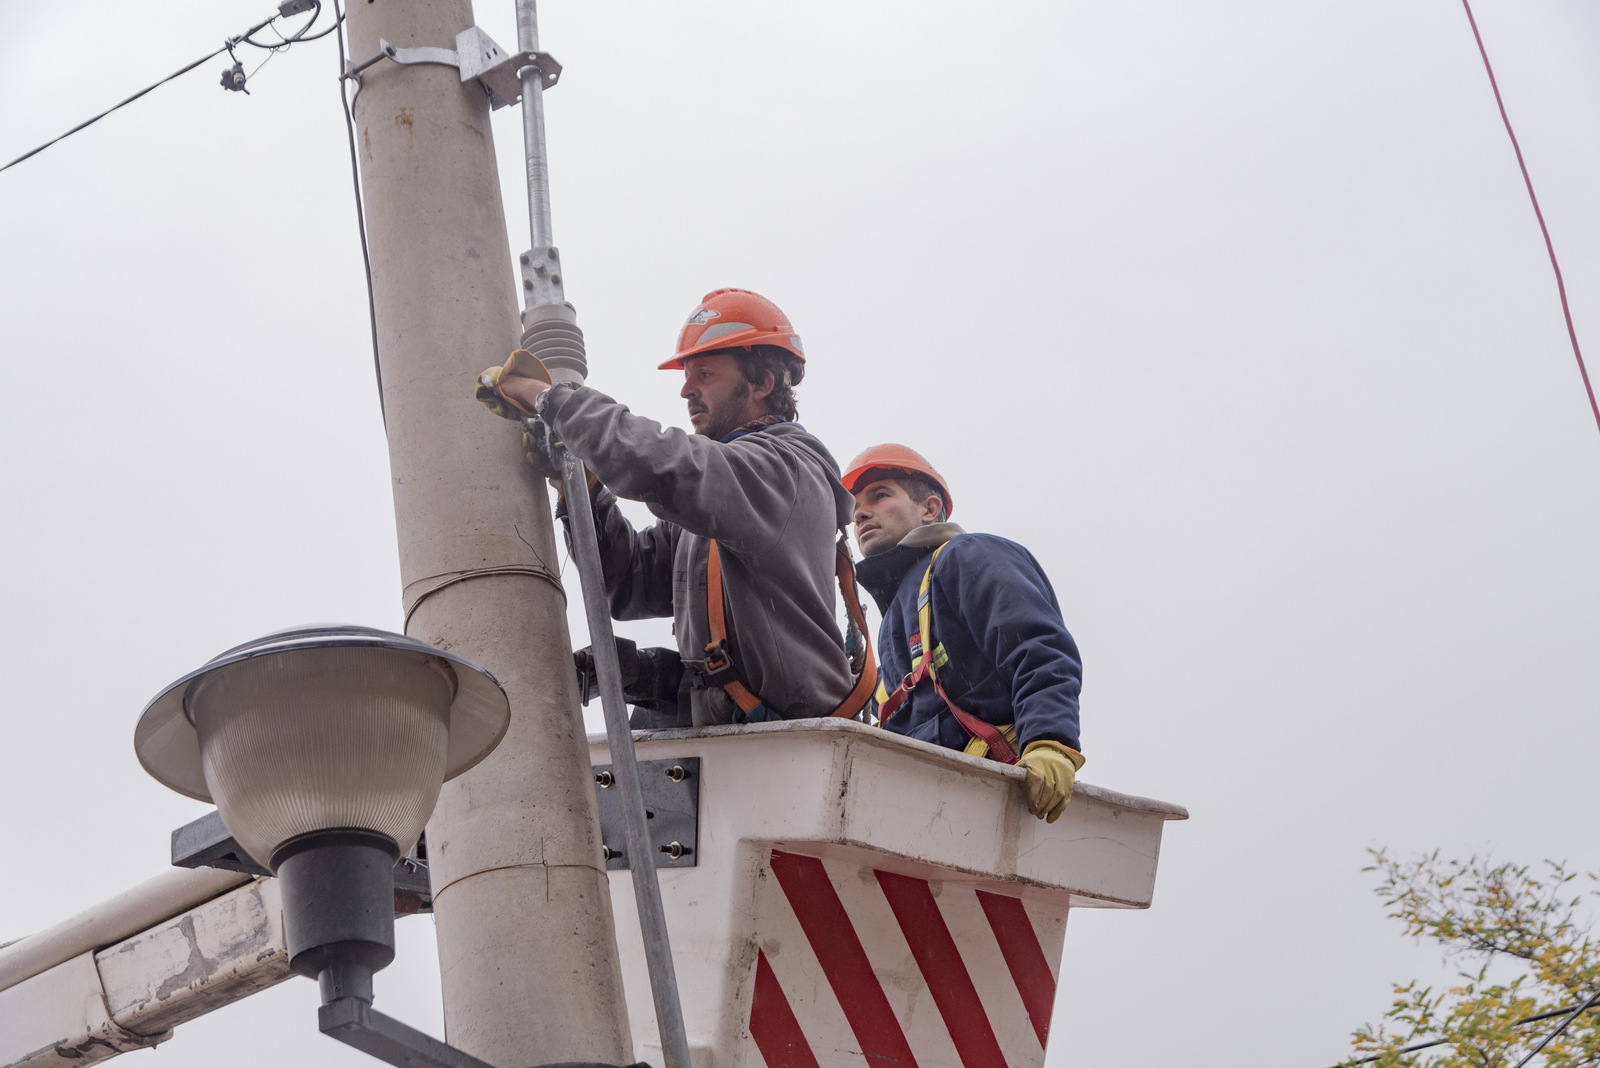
[558,446,693,1068]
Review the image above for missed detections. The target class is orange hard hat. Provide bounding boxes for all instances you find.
[842,443,954,518]
[660,288,805,370]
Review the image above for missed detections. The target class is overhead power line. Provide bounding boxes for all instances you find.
[1458,0,1600,442]
[0,0,386,424]
[1510,989,1600,1068]
[0,45,232,174]
[331,0,386,425]
[0,3,327,176]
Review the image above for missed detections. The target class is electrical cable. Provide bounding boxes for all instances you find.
[242,26,291,47]
[1510,989,1600,1068]
[0,5,336,176]
[0,40,234,174]
[0,0,382,421]
[287,20,341,43]
[332,0,386,426]
[1459,0,1600,442]
[243,2,321,49]
[247,48,280,82]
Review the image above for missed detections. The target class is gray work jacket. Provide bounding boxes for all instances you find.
[541,386,857,725]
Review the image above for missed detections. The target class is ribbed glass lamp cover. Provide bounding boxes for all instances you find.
[187,646,456,869]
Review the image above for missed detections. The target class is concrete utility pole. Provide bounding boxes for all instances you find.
[343,2,632,1065]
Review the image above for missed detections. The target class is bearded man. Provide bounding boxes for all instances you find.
[479,288,870,726]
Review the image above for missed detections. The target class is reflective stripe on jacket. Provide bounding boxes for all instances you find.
[541,385,857,725]
[855,522,1083,753]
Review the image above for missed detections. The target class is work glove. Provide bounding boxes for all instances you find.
[573,639,684,704]
[515,390,597,497]
[1016,740,1084,824]
[521,417,564,482]
[475,348,551,419]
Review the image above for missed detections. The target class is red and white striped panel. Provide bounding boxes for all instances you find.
[747,850,1067,1068]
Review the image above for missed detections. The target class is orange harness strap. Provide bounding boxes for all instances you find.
[705,536,878,721]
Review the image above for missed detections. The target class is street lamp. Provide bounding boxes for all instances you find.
[132,624,616,1068]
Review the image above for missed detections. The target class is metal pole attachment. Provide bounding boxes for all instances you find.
[513,0,585,384]
[516,0,554,249]
[560,453,693,1068]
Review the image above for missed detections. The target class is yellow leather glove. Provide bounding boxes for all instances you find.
[1016,741,1084,823]
[474,349,552,419]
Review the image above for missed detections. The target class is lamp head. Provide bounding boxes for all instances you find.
[134,624,510,871]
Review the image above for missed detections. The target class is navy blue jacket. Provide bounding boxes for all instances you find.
[856,523,1082,753]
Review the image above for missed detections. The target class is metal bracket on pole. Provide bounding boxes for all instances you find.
[592,757,700,870]
[169,809,435,915]
[342,27,560,110]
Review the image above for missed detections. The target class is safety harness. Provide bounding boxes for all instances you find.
[702,535,878,724]
[872,542,1021,764]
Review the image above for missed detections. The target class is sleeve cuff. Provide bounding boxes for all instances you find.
[1022,739,1085,770]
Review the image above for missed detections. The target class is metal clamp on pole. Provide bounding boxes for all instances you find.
[342,26,560,109]
[559,449,694,1068]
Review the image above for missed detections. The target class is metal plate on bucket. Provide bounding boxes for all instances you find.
[592,756,700,870]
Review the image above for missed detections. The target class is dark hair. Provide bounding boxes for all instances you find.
[893,473,950,522]
[856,466,950,522]
[737,345,804,420]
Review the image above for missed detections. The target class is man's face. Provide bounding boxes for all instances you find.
[680,352,758,439]
[853,478,943,557]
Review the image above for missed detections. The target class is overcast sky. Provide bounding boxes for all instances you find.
[4,2,1599,1066]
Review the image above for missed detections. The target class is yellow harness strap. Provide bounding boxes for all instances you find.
[962,725,1020,761]
[913,544,950,680]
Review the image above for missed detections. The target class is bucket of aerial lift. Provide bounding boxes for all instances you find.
[588,718,1186,1068]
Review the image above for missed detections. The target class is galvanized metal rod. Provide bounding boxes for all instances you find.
[560,454,693,1068]
[516,0,554,248]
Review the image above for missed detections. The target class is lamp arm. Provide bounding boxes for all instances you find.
[320,997,646,1068]
[321,997,497,1068]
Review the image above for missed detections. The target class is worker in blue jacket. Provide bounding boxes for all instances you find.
[844,444,1084,822]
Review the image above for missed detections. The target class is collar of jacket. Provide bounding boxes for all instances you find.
[855,521,967,612]
[720,414,792,443]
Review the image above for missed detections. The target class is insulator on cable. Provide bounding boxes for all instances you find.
[221,62,249,93]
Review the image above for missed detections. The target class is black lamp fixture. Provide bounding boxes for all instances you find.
[134,624,641,1068]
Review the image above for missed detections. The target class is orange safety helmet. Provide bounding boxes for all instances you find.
[660,288,805,370]
[842,443,954,518]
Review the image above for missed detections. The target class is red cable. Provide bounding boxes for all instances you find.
[1460,0,1600,440]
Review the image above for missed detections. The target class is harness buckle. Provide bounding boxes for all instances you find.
[699,639,740,688]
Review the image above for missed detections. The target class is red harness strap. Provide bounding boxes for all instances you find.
[936,681,1018,764]
[881,670,1018,765]
[705,536,878,721]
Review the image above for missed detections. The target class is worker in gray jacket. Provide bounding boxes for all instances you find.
[477,288,874,727]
